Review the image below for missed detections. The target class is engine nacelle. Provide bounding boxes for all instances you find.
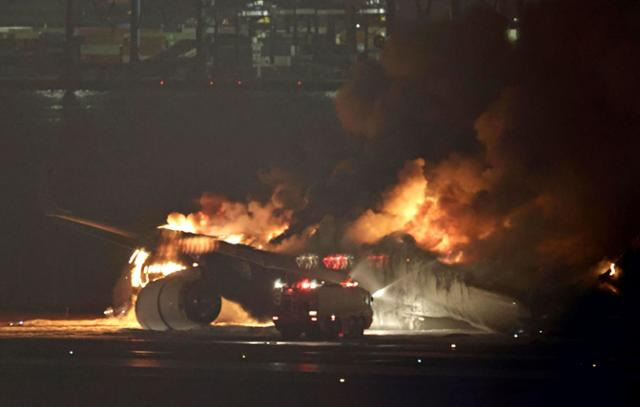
[135,271,221,331]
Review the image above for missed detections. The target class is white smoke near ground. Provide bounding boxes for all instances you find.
[331,1,640,331]
[350,236,528,332]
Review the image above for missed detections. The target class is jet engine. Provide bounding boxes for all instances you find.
[135,270,221,331]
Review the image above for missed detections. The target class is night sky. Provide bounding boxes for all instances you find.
[1,89,348,312]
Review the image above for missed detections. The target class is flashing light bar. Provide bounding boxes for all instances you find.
[340,278,359,288]
[294,278,321,291]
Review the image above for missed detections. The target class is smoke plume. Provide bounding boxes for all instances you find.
[159,1,640,328]
[333,0,640,317]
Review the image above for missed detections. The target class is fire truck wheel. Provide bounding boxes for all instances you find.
[358,317,367,335]
[346,317,364,338]
[354,318,365,338]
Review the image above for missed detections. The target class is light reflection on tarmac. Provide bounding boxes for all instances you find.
[0,316,637,405]
[0,315,482,340]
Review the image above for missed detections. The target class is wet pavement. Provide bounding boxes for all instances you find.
[0,324,637,406]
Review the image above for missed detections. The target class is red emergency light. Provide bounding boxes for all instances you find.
[340,278,359,288]
[294,279,320,291]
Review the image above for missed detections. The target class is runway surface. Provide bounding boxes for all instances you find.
[0,317,637,406]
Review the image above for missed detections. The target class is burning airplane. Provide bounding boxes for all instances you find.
[51,212,367,331]
[51,204,532,335]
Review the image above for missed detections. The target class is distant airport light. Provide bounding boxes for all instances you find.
[159,80,166,86]
[308,310,318,316]
[272,316,279,321]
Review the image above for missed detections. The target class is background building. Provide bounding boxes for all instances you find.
[0,0,528,82]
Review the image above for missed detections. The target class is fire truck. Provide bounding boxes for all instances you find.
[272,278,374,340]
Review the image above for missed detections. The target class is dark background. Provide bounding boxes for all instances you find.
[1,89,350,313]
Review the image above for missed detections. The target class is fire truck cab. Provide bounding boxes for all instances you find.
[272,279,373,340]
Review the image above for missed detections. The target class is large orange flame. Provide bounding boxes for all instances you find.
[161,193,292,250]
[345,158,497,263]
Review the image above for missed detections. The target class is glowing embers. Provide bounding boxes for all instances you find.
[599,261,622,283]
[128,247,187,289]
[296,254,319,269]
[598,261,622,295]
[177,235,218,254]
[129,248,150,288]
[322,254,354,270]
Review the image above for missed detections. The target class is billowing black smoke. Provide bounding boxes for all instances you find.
[283,0,640,323]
